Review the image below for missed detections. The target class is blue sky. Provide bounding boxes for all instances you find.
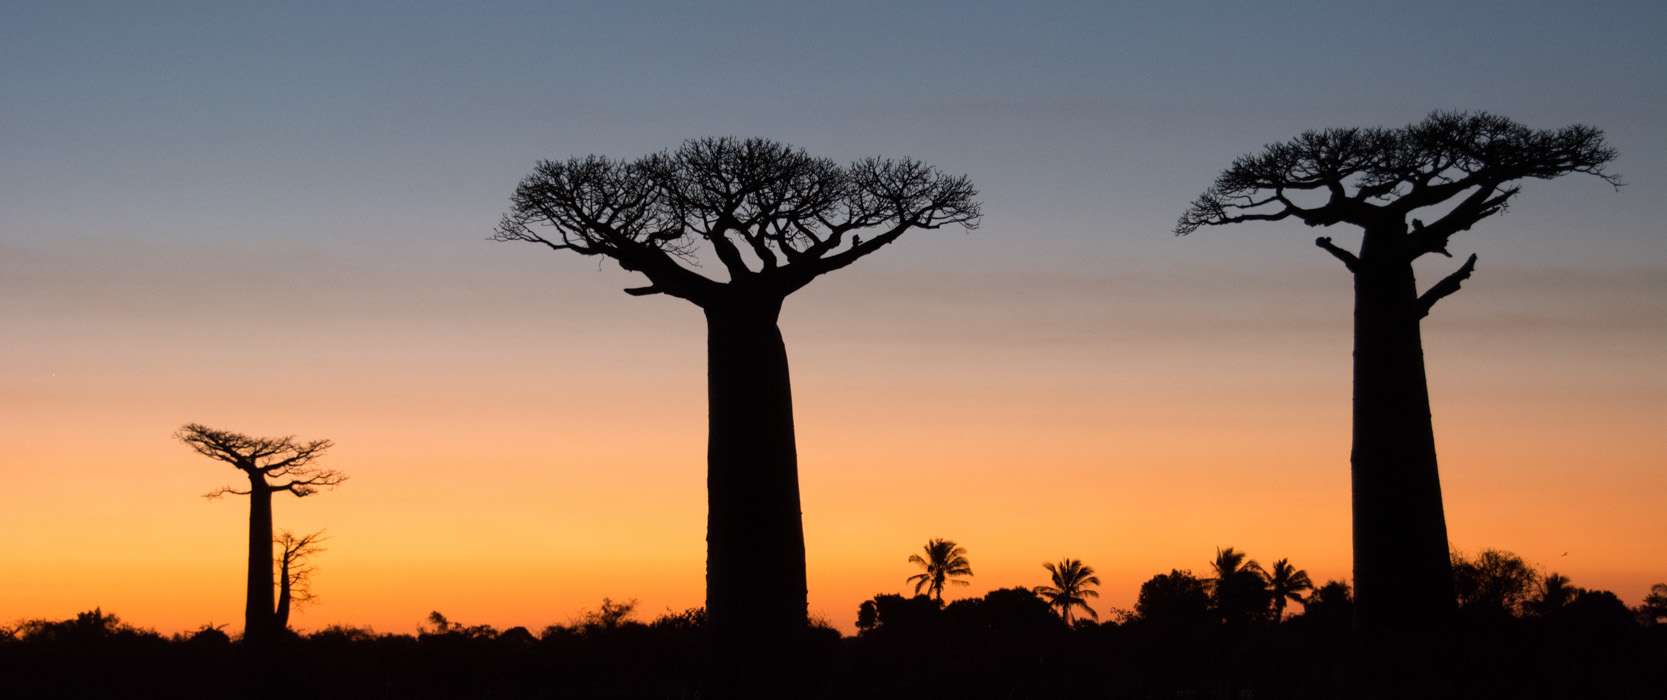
[4,1,1661,256]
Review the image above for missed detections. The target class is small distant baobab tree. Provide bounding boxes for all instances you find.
[177,423,347,644]
[494,138,980,655]
[1176,112,1618,632]
[906,538,974,601]
[274,530,326,632]
[1035,558,1102,625]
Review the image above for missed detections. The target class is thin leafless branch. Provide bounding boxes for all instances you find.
[495,137,981,305]
[1175,112,1620,265]
[1419,254,1479,318]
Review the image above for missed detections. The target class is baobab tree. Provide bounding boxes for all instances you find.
[177,423,347,644]
[1176,112,1618,632]
[494,138,980,655]
[274,530,326,632]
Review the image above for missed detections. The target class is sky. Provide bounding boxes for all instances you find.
[2,1,1664,635]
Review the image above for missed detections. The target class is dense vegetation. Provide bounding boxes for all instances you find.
[6,548,1663,699]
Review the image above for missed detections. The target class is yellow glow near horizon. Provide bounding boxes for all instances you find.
[2,239,1664,636]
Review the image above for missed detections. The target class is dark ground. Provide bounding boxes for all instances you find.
[5,591,1664,699]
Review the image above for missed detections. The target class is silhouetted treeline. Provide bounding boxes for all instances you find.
[5,556,1663,699]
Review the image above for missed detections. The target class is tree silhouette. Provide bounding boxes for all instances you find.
[177,423,346,644]
[1528,572,1576,618]
[906,539,974,601]
[1301,579,1355,628]
[1208,547,1270,626]
[274,530,326,632]
[1452,548,1538,617]
[1641,583,1667,626]
[855,600,878,634]
[1134,569,1211,626]
[495,138,979,657]
[579,598,639,635]
[858,593,943,638]
[1034,558,1101,625]
[1176,112,1618,632]
[1266,558,1314,620]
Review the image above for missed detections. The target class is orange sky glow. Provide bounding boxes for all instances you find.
[3,229,1662,635]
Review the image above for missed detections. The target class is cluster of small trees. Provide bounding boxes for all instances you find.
[1450,549,1664,627]
[1131,548,1327,629]
[861,540,1667,636]
[872,541,1322,631]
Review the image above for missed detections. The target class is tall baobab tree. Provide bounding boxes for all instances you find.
[1176,112,1618,632]
[906,538,974,601]
[495,138,980,655]
[177,424,347,644]
[1034,558,1101,625]
[274,530,326,631]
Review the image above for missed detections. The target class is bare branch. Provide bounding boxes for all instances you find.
[1418,254,1479,318]
[1405,186,1519,260]
[1176,112,1621,257]
[494,154,721,304]
[178,424,348,500]
[276,530,328,612]
[1314,237,1360,272]
[496,138,981,305]
[272,469,349,497]
[783,157,980,292]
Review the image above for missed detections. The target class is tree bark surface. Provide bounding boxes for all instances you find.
[245,478,276,643]
[703,298,810,671]
[1350,242,1456,632]
[275,554,291,631]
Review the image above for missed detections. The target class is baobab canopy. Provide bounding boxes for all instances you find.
[1175,111,1619,246]
[494,137,982,306]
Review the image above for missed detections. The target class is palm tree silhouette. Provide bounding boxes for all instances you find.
[1035,558,1101,625]
[1266,558,1314,620]
[1209,547,1270,625]
[906,539,973,601]
[1210,547,1264,582]
[1529,572,1577,616]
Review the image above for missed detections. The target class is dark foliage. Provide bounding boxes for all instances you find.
[5,585,1664,699]
[1134,568,1212,627]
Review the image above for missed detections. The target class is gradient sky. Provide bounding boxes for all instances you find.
[3,1,1664,635]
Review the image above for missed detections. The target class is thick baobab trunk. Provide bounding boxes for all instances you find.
[1350,246,1456,632]
[245,479,276,644]
[703,298,810,661]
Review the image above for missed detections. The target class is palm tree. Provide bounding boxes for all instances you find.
[1266,558,1314,620]
[1528,572,1577,617]
[1035,558,1101,625]
[906,539,973,601]
[1210,547,1265,582]
[1209,547,1270,625]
